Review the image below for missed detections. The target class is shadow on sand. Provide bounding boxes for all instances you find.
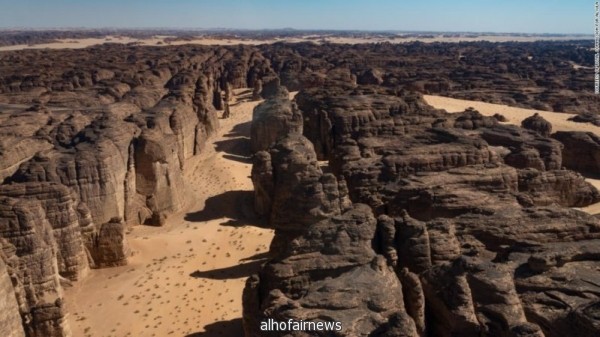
[190,259,266,280]
[184,190,266,228]
[185,318,243,337]
[240,251,271,262]
[214,121,253,164]
[223,121,251,138]
[214,137,252,164]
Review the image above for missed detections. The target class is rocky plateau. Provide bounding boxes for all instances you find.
[0,40,598,336]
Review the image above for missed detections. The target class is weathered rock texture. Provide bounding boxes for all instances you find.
[245,134,419,337]
[0,197,71,337]
[250,93,303,152]
[246,83,600,337]
[0,183,89,281]
[0,43,279,336]
[521,113,552,137]
[0,40,599,337]
[0,254,26,337]
[552,131,600,174]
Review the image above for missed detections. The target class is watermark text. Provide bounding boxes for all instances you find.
[595,1,599,93]
[260,318,342,332]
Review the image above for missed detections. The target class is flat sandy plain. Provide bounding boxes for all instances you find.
[0,33,592,51]
[64,90,274,337]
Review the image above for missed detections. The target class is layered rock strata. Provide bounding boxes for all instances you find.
[246,83,600,337]
[245,134,420,337]
[0,197,71,337]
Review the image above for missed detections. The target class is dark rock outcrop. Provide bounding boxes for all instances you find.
[83,217,129,268]
[245,134,418,337]
[568,112,600,126]
[279,84,600,337]
[521,113,552,137]
[480,125,562,171]
[250,95,303,153]
[552,131,600,174]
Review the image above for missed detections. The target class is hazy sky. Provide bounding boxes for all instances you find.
[0,0,593,34]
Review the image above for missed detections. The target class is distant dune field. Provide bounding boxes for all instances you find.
[0,33,592,51]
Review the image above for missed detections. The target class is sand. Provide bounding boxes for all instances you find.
[38,90,600,335]
[0,34,592,52]
[423,95,600,215]
[64,89,273,337]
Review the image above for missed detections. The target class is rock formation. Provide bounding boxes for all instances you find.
[568,112,600,126]
[0,255,26,337]
[0,183,90,281]
[0,197,71,337]
[521,113,552,137]
[252,79,263,101]
[0,39,599,336]
[246,83,600,337]
[552,131,600,174]
[245,134,419,337]
[250,91,303,152]
[0,43,277,336]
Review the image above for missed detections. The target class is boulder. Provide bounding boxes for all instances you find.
[521,113,552,137]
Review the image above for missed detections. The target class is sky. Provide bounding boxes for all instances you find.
[0,0,594,34]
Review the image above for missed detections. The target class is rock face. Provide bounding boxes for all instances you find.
[245,134,419,337]
[0,183,90,281]
[133,129,185,225]
[246,84,600,337]
[552,131,600,174]
[480,125,563,171]
[0,197,71,337]
[521,113,552,137]
[0,43,279,336]
[0,40,599,337]
[250,93,303,153]
[0,255,26,337]
[84,218,129,268]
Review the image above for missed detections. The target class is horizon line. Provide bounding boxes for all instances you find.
[0,27,593,36]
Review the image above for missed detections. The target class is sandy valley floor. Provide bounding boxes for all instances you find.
[61,91,600,337]
[64,90,273,337]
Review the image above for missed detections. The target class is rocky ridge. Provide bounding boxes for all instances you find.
[246,82,600,337]
[0,44,276,336]
[0,40,598,336]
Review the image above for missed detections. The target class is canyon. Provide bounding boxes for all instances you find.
[0,39,598,336]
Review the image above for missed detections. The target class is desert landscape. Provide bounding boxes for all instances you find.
[63,90,275,337]
[0,13,599,337]
[0,30,592,52]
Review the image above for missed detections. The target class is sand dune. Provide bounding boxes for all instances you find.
[424,95,600,215]
[64,90,273,337]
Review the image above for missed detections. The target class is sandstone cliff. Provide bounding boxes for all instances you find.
[0,197,71,337]
[245,134,419,337]
[245,83,600,337]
